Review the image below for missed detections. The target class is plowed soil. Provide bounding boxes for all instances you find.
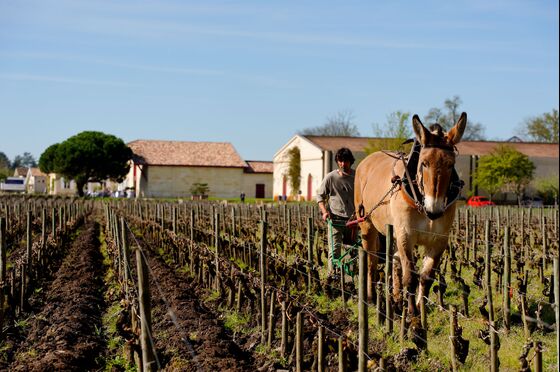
[1,218,260,371]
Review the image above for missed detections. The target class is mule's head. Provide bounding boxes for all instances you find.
[412,112,467,220]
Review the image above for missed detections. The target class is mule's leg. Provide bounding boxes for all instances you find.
[416,242,445,308]
[359,221,379,303]
[396,231,418,315]
[392,251,402,302]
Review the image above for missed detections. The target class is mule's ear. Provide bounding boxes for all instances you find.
[447,112,467,144]
[412,114,430,145]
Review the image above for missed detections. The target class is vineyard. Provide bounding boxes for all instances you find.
[0,195,558,371]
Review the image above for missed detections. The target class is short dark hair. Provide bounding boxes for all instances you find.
[335,147,355,164]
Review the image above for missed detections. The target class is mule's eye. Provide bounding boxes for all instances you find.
[422,161,429,167]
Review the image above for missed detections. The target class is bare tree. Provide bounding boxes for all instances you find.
[300,110,360,136]
[423,95,485,140]
[517,108,559,143]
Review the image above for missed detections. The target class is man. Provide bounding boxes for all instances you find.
[316,147,356,274]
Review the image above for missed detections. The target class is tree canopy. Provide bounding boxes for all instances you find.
[300,110,360,136]
[365,111,413,154]
[286,147,301,196]
[534,176,559,205]
[424,95,485,140]
[12,152,37,168]
[473,145,535,204]
[518,108,558,143]
[0,152,10,170]
[38,131,133,197]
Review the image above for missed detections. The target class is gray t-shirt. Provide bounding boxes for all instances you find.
[316,169,355,218]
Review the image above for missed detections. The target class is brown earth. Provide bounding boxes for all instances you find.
[144,248,257,371]
[2,217,262,371]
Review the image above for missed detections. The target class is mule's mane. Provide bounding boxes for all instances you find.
[423,124,456,152]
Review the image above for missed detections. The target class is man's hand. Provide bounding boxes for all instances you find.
[318,202,329,221]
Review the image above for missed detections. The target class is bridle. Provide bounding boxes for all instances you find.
[400,141,465,219]
[349,141,464,227]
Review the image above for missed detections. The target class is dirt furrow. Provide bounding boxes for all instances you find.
[143,249,256,372]
[9,221,106,371]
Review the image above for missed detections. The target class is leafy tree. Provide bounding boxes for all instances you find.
[534,176,559,205]
[0,152,10,169]
[474,145,535,204]
[300,110,360,136]
[12,152,37,168]
[286,147,301,197]
[424,95,485,140]
[39,131,133,197]
[518,108,559,143]
[190,182,210,196]
[0,152,12,182]
[0,168,10,182]
[365,111,413,154]
[473,156,505,201]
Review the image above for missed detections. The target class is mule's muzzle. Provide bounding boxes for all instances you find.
[426,211,443,220]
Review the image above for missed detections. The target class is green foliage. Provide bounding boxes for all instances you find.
[474,145,535,203]
[534,176,559,204]
[286,147,301,196]
[12,152,37,168]
[38,131,132,197]
[472,157,505,200]
[521,108,559,142]
[190,182,209,195]
[223,310,252,334]
[0,167,10,182]
[0,151,10,169]
[365,111,413,154]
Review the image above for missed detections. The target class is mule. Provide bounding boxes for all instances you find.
[354,112,467,314]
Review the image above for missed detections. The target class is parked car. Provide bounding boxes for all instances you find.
[521,196,544,207]
[467,196,495,207]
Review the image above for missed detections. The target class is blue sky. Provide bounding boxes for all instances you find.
[1,0,558,163]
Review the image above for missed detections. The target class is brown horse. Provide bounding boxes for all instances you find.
[354,112,467,314]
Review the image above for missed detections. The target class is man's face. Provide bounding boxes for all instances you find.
[337,159,351,173]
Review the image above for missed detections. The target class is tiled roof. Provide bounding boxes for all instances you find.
[245,161,273,173]
[29,167,47,177]
[303,135,559,158]
[128,140,247,167]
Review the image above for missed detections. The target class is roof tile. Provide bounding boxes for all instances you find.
[128,140,247,167]
[303,135,559,158]
[245,161,273,173]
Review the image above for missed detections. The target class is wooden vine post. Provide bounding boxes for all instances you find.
[0,217,6,328]
[554,257,559,367]
[26,210,32,277]
[502,226,511,331]
[120,216,131,299]
[136,247,156,371]
[485,220,498,372]
[260,220,268,344]
[358,228,369,372]
[281,300,288,358]
[307,217,314,291]
[296,311,303,372]
[449,305,458,372]
[318,326,325,372]
[215,212,220,293]
[385,224,394,334]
